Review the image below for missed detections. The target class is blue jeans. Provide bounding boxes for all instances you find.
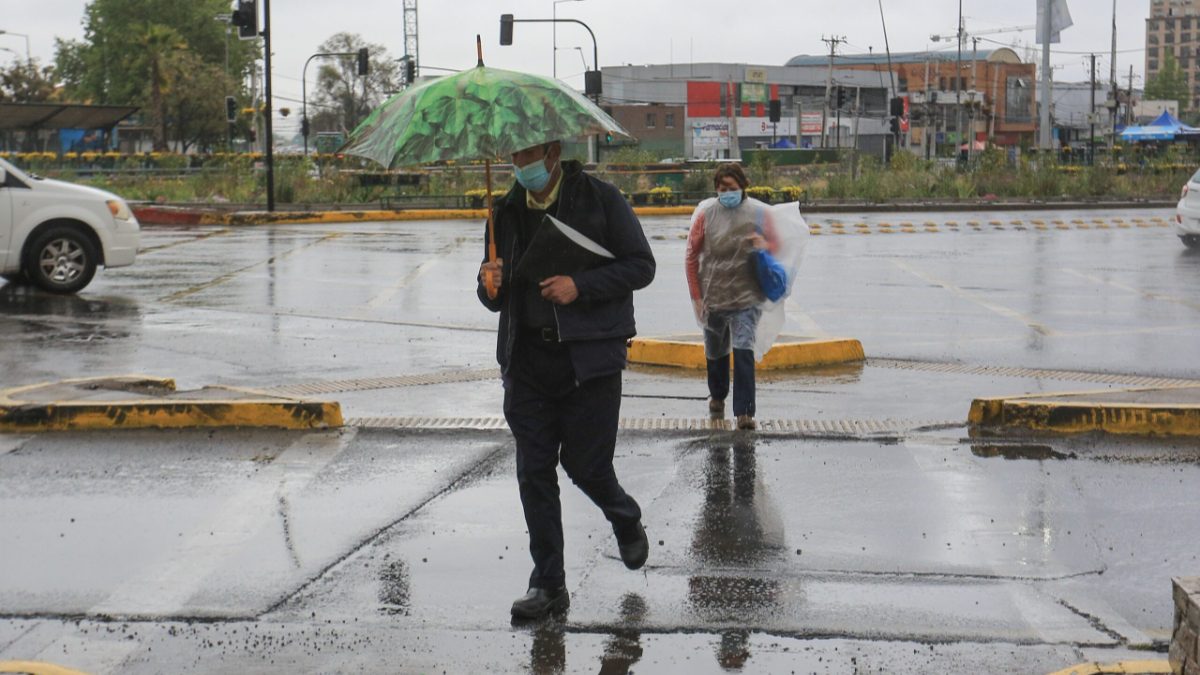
[707,348,756,417]
[704,308,760,417]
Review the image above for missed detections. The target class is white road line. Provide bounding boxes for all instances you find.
[350,239,465,319]
[892,260,1060,337]
[88,429,357,619]
[158,233,344,303]
[1063,268,1200,312]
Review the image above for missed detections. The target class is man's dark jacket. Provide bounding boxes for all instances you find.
[476,160,656,382]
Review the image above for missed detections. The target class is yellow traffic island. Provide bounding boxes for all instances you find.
[0,661,97,675]
[0,376,342,433]
[628,334,864,370]
[1042,660,1170,675]
[969,385,1200,437]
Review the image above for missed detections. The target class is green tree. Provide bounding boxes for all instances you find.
[54,0,256,148]
[0,58,57,103]
[139,24,186,152]
[313,33,400,134]
[1145,50,1190,112]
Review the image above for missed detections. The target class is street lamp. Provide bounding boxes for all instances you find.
[552,0,585,79]
[0,30,31,68]
[301,51,364,156]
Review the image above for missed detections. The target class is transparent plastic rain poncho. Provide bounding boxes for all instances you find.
[691,197,809,361]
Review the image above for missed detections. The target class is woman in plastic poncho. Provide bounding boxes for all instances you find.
[685,163,780,431]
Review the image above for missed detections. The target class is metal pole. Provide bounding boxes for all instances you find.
[955,0,964,166]
[552,1,556,78]
[1039,0,1053,149]
[1089,53,1097,166]
[263,0,275,212]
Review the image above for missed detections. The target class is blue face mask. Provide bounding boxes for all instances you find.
[718,190,743,209]
[514,157,552,192]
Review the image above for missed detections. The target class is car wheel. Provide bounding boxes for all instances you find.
[25,226,98,294]
[1183,235,1200,250]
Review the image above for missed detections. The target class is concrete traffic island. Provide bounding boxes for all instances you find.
[627,334,865,370]
[969,385,1200,437]
[0,376,342,432]
[1172,577,1200,675]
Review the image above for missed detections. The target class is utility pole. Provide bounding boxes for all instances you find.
[955,0,964,166]
[924,56,932,160]
[1038,0,1053,149]
[1089,53,1097,165]
[1126,65,1135,127]
[821,36,844,148]
[852,86,861,177]
[1110,0,1118,146]
[969,37,979,165]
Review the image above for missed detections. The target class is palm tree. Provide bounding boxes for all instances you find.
[139,24,186,152]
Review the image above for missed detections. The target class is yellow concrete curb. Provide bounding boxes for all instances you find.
[192,205,696,226]
[628,336,865,370]
[969,385,1200,437]
[0,376,342,432]
[0,661,97,675]
[1042,660,1171,675]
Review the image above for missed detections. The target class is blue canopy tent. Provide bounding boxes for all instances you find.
[770,137,797,149]
[1121,110,1199,142]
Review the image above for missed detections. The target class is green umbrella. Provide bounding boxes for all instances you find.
[339,39,631,298]
[340,67,629,169]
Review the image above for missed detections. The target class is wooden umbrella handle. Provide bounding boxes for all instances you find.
[485,158,499,299]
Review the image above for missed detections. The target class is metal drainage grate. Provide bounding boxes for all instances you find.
[865,359,1197,388]
[345,416,956,434]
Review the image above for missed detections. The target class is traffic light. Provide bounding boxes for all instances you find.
[404,58,416,85]
[279,107,290,117]
[889,117,900,135]
[225,96,237,123]
[500,14,514,46]
[890,97,905,117]
[357,48,369,76]
[301,116,310,138]
[768,99,781,123]
[232,0,257,40]
[605,132,612,143]
[584,70,602,97]
[835,86,847,109]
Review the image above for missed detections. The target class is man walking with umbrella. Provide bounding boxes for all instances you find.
[478,140,655,620]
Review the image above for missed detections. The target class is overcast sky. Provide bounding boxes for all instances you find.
[2,0,1146,135]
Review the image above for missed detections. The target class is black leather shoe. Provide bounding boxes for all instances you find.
[510,586,569,619]
[616,522,649,571]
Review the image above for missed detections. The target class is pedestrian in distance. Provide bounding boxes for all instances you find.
[477,140,656,621]
[685,163,799,431]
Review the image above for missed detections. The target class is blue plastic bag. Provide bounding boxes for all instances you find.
[755,249,788,302]
[754,209,788,302]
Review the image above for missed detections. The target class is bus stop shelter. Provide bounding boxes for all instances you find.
[0,102,139,152]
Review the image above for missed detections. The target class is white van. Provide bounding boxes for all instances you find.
[0,156,140,294]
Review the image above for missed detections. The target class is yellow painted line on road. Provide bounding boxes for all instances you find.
[0,661,97,675]
[1011,220,1023,225]
[189,205,700,226]
[879,222,891,227]
[1157,222,1172,227]
[1031,220,1044,225]
[159,232,344,303]
[902,228,917,233]
[923,221,936,227]
[925,227,939,232]
[628,336,864,370]
[967,221,980,226]
[945,221,958,226]
[1042,660,1171,675]
[1118,223,1131,228]
[1078,224,1090,229]
[900,222,913,227]
[1097,224,1110,229]
[1040,225,1052,230]
[1132,218,1144,223]
[1051,220,1064,225]
[1138,223,1152,228]
[1092,219,1105,224]
[893,260,1059,337]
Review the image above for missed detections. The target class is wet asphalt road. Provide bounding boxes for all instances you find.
[2,208,1199,674]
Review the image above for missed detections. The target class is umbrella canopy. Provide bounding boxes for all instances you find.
[340,66,630,168]
[958,140,987,151]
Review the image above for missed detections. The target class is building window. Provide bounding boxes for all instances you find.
[1167,33,1176,43]
[898,77,908,91]
[1150,20,1160,30]
[1184,57,1193,68]
[939,77,947,91]
[665,113,675,128]
[1150,60,1160,70]
[1186,18,1193,29]
[1150,34,1160,45]
[1151,47,1160,57]
[646,113,656,128]
[1005,76,1033,123]
[1185,33,1193,42]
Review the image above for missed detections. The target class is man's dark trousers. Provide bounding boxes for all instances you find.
[707,349,757,417]
[504,371,642,590]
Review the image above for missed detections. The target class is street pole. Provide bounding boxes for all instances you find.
[263,0,275,212]
[1039,0,1053,149]
[955,0,964,167]
[1089,53,1097,165]
[302,52,359,156]
[821,36,842,148]
[852,86,861,178]
[1110,0,1118,148]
